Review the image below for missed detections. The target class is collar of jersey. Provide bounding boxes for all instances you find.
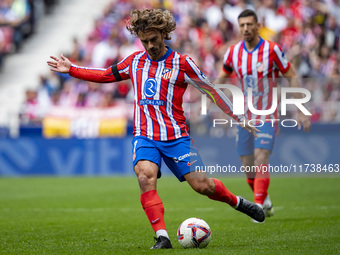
[243,37,264,54]
[146,46,173,62]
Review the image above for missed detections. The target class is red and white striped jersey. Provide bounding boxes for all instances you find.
[69,47,245,141]
[222,37,290,122]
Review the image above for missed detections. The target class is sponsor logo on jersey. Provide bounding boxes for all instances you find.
[172,152,198,163]
[139,99,165,106]
[172,157,179,163]
[187,160,197,166]
[144,78,157,97]
[244,75,257,88]
[257,133,273,139]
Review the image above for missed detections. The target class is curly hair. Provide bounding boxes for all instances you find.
[126,9,176,40]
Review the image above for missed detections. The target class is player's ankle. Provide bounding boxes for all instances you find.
[156,229,169,239]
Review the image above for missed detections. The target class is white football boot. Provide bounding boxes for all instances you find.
[252,195,274,223]
[263,195,274,218]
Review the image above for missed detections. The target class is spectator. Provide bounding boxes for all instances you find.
[0,0,31,51]
[20,88,40,124]
[91,31,119,68]
[0,0,60,69]
[24,0,340,127]
[0,28,4,68]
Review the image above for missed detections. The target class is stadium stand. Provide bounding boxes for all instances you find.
[1,0,340,137]
[0,0,114,136]
[0,0,58,67]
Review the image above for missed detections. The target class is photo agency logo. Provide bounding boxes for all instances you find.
[201,84,312,128]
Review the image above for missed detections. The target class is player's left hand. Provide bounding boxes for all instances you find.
[297,112,311,132]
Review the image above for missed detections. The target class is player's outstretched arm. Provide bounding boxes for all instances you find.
[48,53,127,83]
[47,54,71,73]
[184,57,260,138]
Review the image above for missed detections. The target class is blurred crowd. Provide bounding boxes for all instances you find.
[0,0,58,69]
[20,0,340,128]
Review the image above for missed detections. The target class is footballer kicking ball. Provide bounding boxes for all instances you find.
[177,217,211,248]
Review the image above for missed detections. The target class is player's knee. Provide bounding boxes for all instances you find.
[135,164,157,191]
[136,167,154,183]
[138,174,151,187]
[255,154,269,165]
[240,155,254,167]
[137,172,157,192]
[254,149,270,165]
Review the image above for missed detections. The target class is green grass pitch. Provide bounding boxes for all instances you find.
[0,177,339,254]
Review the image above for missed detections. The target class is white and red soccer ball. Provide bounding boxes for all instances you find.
[177,217,211,248]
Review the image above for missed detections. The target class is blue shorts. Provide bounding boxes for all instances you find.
[132,136,204,182]
[236,122,276,156]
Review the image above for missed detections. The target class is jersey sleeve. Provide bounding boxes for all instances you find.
[69,54,131,83]
[222,47,233,74]
[272,44,291,74]
[184,56,245,122]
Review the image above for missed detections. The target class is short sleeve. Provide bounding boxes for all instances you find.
[273,44,291,74]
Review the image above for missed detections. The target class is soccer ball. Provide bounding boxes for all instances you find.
[177,217,211,248]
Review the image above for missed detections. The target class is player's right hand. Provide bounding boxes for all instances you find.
[297,112,311,132]
[241,120,260,138]
[47,54,72,73]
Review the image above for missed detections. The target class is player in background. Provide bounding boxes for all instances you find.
[48,9,264,249]
[216,9,311,221]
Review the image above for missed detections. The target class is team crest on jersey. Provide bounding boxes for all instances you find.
[162,68,174,80]
[257,62,264,72]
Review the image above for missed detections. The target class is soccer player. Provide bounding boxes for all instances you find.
[47,9,265,249]
[216,9,311,221]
